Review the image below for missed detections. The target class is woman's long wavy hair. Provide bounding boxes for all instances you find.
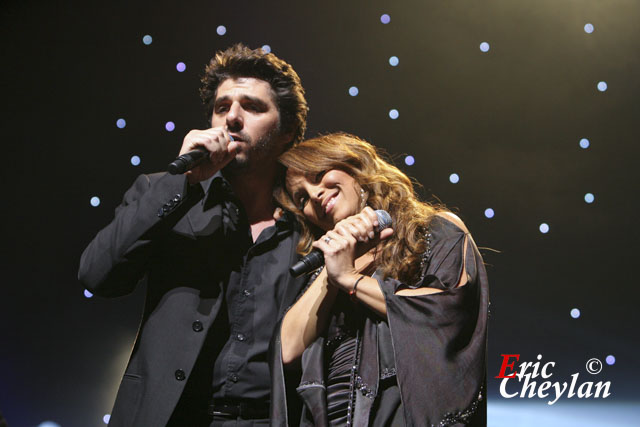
[274,133,446,284]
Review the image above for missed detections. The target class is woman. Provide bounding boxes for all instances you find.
[270,133,489,426]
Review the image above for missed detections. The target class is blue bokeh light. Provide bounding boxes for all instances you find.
[606,355,615,365]
[165,121,175,132]
[176,62,186,72]
[38,422,61,427]
[131,155,141,166]
[449,173,460,184]
[388,109,399,119]
[597,81,608,92]
[380,14,391,24]
[217,25,227,35]
[539,223,550,234]
[479,42,490,52]
[142,35,152,45]
[584,193,595,204]
[579,138,590,149]
[584,23,594,34]
[116,118,126,129]
[404,155,415,166]
[349,86,359,96]
[84,289,93,298]
[90,196,101,207]
[389,56,399,66]
[484,208,495,218]
[262,45,271,53]
[570,308,581,318]
[103,414,111,424]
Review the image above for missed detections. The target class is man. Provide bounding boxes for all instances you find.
[78,44,308,426]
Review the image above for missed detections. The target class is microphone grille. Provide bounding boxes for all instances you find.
[374,210,393,232]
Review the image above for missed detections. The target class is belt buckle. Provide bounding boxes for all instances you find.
[209,402,239,418]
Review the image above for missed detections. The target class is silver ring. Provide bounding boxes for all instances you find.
[324,236,332,244]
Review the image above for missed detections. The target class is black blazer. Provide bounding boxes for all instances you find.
[79,172,306,426]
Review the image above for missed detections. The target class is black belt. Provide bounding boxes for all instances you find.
[207,398,270,419]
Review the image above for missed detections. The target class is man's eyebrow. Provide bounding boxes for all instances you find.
[214,94,269,107]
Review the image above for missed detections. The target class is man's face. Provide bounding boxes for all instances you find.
[211,77,288,174]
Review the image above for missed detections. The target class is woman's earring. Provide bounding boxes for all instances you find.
[360,188,367,209]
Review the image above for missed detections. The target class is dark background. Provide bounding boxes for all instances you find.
[1,0,638,425]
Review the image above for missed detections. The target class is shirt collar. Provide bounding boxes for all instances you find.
[201,171,298,232]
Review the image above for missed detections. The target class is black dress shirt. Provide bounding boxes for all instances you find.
[167,173,300,423]
[211,196,297,400]
[181,174,298,400]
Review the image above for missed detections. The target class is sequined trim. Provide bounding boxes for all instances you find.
[346,333,361,424]
[354,375,376,399]
[433,387,484,427]
[325,333,348,349]
[418,227,433,282]
[380,367,396,380]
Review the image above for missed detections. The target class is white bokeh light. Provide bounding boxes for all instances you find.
[584,23,594,34]
[479,42,490,52]
[539,223,550,233]
[349,86,359,96]
[579,138,590,149]
[484,208,495,218]
[388,109,399,119]
[597,81,608,92]
[142,35,152,45]
[449,173,460,184]
[389,56,399,66]
[90,196,101,207]
[570,308,581,319]
[584,193,595,204]
[216,25,227,35]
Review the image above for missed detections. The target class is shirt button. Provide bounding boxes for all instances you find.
[228,373,239,382]
[242,289,251,297]
[236,333,246,342]
[173,194,182,202]
[192,320,203,332]
[157,208,164,217]
[175,369,186,381]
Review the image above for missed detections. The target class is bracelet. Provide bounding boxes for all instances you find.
[349,275,366,301]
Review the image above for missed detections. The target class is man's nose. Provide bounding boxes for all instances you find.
[226,103,243,132]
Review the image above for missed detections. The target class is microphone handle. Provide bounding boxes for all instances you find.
[289,251,324,277]
[168,147,209,175]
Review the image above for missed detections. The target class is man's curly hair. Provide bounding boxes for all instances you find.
[200,44,308,147]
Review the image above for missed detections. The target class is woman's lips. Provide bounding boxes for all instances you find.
[325,194,338,214]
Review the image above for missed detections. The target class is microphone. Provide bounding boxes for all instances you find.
[289,210,393,278]
[168,134,234,174]
[168,147,209,174]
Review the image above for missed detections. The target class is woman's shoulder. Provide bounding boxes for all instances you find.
[429,211,470,236]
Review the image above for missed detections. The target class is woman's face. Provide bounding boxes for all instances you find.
[286,168,362,231]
